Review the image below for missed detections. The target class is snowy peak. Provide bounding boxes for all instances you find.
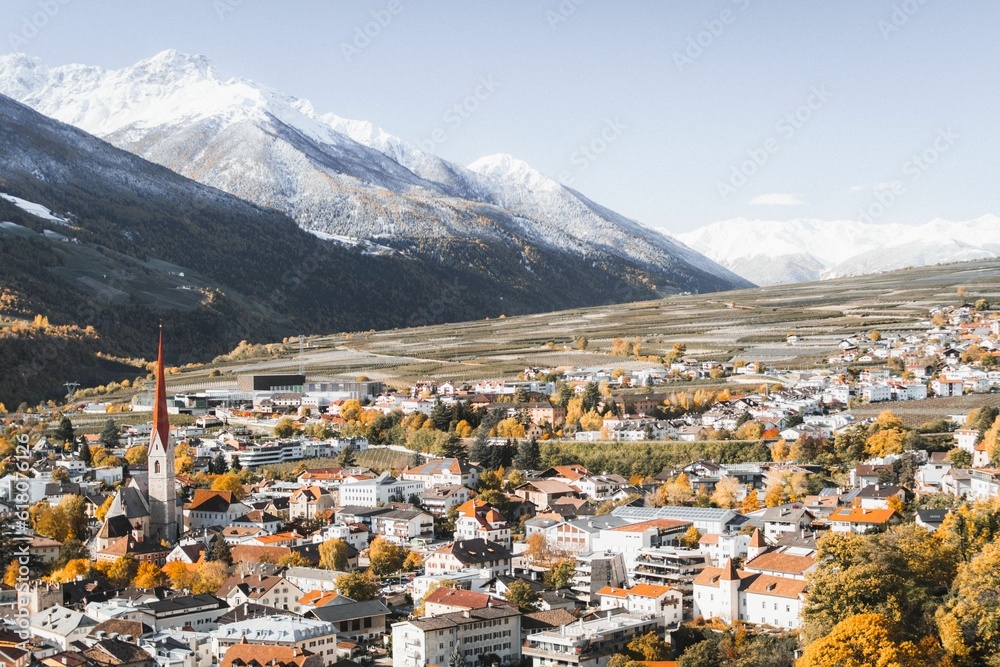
[468,153,560,192]
[679,216,1000,285]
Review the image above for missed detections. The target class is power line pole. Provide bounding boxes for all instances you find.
[63,381,79,406]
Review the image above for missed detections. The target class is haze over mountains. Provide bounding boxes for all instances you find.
[0,49,749,295]
[679,217,1000,285]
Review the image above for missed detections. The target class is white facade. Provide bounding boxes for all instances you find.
[339,472,424,508]
[392,607,521,667]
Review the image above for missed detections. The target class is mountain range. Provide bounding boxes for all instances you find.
[678,216,1000,286]
[0,50,750,296]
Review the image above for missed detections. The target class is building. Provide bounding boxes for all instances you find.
[522,612,663,667]
[612,505,749,535]
[184,490,251,531]
[454,500,511,548]
[237,375,306,392]
[338,472,424,508]
[289,487,336,521]
[148,331,178,545]
[828,507,900,534]
[217,574,308,614]
[693,558,807,629]
[392,605,521,667]
[221,640,322,667]
[570,552,627,604]
[425,539,512,578]
[420,485,472,516]
[212,615,337,665]
[29,605,97,649]
[402,459,480,490]
[137,594,229,632]
[305,598,391,643]
[597,584,683,627]
[421,588,511,618]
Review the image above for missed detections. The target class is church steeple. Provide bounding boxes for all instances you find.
[150,328,170,453]
[147,327,177,545]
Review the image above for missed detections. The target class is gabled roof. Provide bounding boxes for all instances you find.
[422,587,510,611]
[744,548,816,576]
[188,489,236,512]
[829,507,898,524]
[405,458,475,477]
[306,598,391,623]
[84,637,154,667]
[435,539,511,564]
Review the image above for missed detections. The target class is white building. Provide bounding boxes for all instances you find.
[392,605,521,667]
[212,615,337,664]
[522,613,662,667]
[339,472,424,508]
[692,558,807,630]
[597,583,683,627]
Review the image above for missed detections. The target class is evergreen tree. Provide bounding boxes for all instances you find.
[469,429,491,465]
[206,537,233,566]
[439,434,466,460]
[514,437,540,470]
[339,443,357,468]
[430,399,452,431]
[211,453,229,475]
[99,419,119,448]
[230,455,242,472]
[54,417,74,445]
[581,382,601,412]
[410,451,423,468]
[78,437,92,466]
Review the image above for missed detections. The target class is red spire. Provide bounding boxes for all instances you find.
[151,328,170,450]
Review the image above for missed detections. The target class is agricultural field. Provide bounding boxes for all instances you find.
[95,258,1000,401]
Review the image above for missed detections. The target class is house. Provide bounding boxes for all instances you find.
[217,574,307,614]
[932,379,964,397]
[136,593,229,632]
[27,536,62,564]
[612,505,749,536]
[289,487,336,521]
[305,597,391,642]
[592,518,693,563]
[854,485,906,510]
[915,509,950,531]
[693,558,807,629]
[369,507,434,544]
[513,481,578,510]
[184,490,251,531]
[850,464,893,488]
[82,637,155,667]
[420,587,511,617]
[597,583,683,627]
[454,500,511,548]
[338,472,424,508]
[391,605,521,667]
[917,452,953,492]
[231,509,283,533]
[752,505,815,542]
[524,515,628,554]
[29,605,97,649]
[220,641,322,667]
[424,539,512,577]
[419,484,471,516]
[828,507,901,534]
[522,612,662,667]
[213,616,338,665]
[402,459,480,490]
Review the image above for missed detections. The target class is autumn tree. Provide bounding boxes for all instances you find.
[132,562,168,588]
[544,559,576,590]
[211,473,247,500]
[710,476,741,508]
[95,495,115,522]
[278,552,309,567]
[740,488,761,513]
[524,533,551,563]
[656,473,694,506]
[403,550,424,572]
[274,416,297,438]
[174,442,194,475]
[504,579,539,612]
[319,538,350,571]
[680,525,702,549]
[107,554,139,587]
[368,536,406,576]
[336,570,380,600]
[799,614,921,667]
[125,445,148,466]
[936,540,1000,662]
[770,439,790,462]
[627,632,671,661]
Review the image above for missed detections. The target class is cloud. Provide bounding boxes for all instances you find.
[748,193,806,206]
[848,185,864,193]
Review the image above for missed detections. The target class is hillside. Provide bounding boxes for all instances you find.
[0,93,730,406]
[0,50,751,297]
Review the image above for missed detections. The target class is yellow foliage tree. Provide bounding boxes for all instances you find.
[798,614,921,667]
[132,562,168,588]
[866,429,905,457]
[174,442,194,475]
[211,473,247,500]
[771,439,790,462]
[578,410,604,432]
[495,418,526,439]
[95,495,115,522]
[319,538,350,571]
[740,487,761,513]
[47,558,93,583]
[710,476,742,509]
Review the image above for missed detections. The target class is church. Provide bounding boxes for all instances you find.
[92,330,179,560]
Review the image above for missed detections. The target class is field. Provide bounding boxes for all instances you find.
[142,259,1000,395]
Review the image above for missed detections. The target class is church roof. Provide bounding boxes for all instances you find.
[97,515,134,540]
[106,487,150,520]
[150,330,171,454]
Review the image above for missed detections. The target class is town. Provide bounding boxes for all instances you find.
[1,300,999,667]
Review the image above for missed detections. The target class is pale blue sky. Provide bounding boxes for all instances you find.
[2,0,996,232]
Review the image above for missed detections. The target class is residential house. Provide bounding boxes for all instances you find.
[391,605,521,667]
[522,612,661,667]
[597,583,683,627]
[828,507,901,534]
[454,500,511,548]
[289,487,336,521]
[402,459,480,490]
[184,490,251,531]
[424,539,512,578]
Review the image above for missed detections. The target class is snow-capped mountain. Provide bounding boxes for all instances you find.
[678,217,1000,285]
[0,50,751,294]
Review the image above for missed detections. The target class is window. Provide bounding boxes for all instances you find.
[155,461,161,473]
